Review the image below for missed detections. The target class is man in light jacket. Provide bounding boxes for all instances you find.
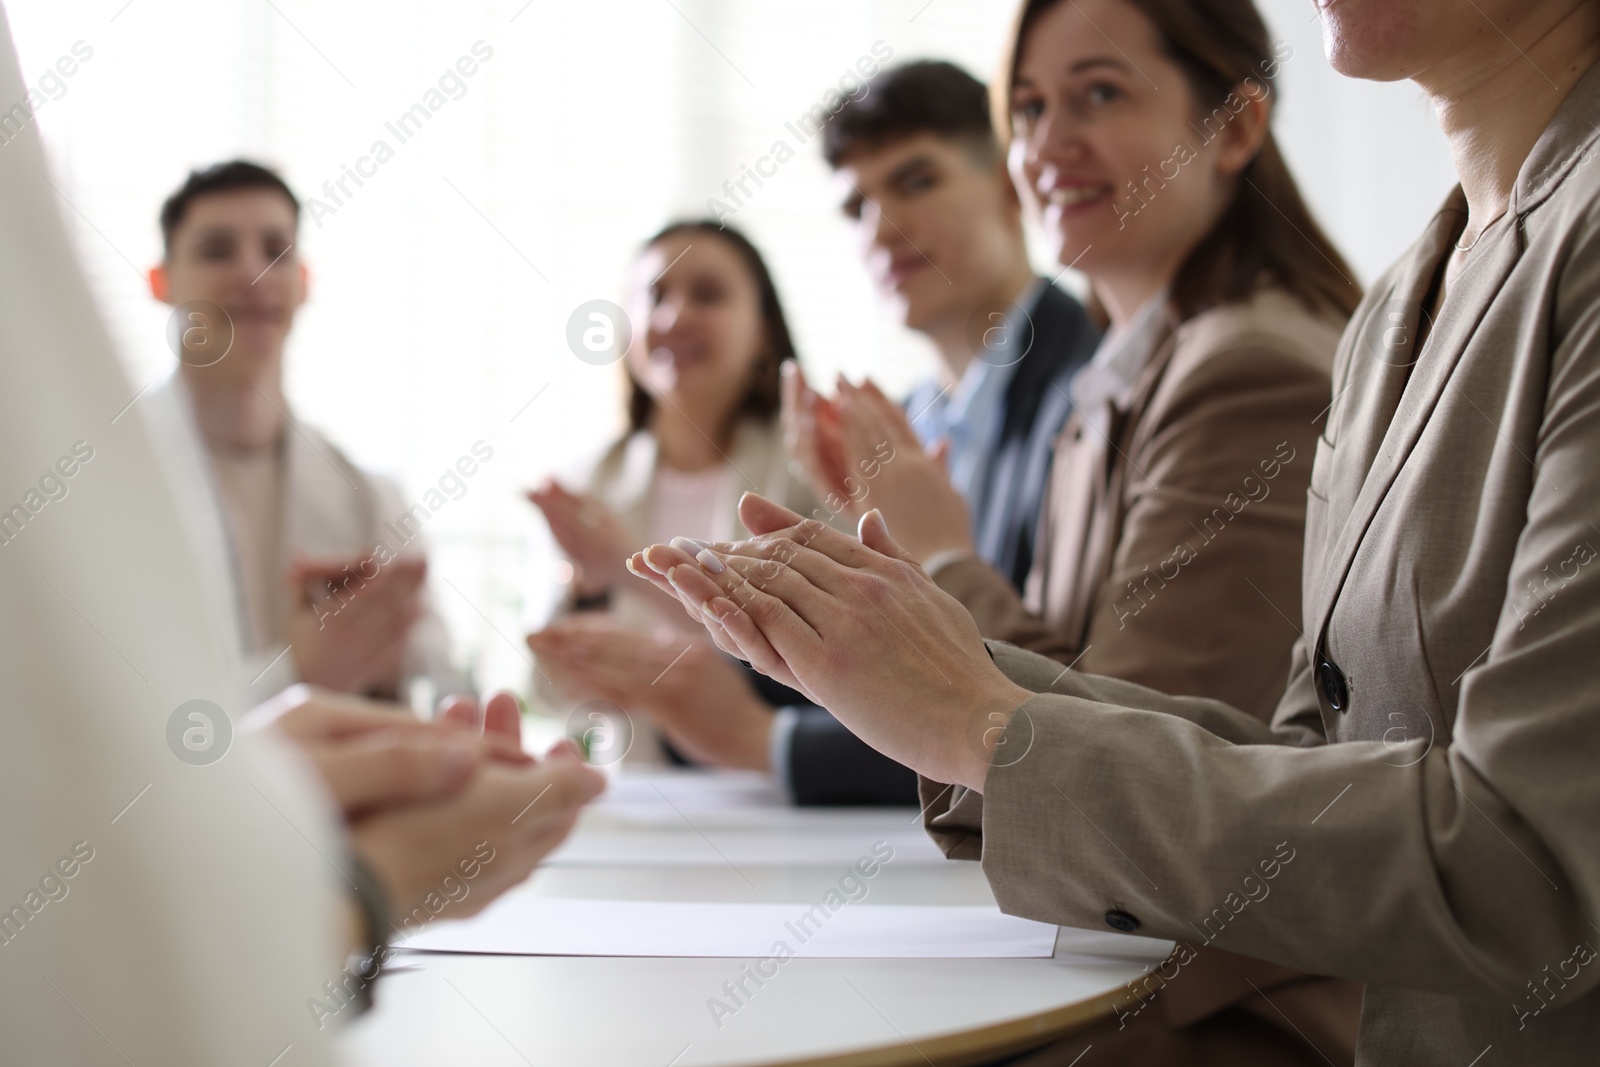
[146,160,466,705]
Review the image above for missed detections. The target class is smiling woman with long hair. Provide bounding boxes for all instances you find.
[524,221,837,766]
[633,0,1600,1061]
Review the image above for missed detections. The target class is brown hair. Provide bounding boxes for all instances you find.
[822,60,997,169]
[995,0,1360,322]
[626,220,794,433]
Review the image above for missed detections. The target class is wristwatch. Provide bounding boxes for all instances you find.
[344,853,392,1013]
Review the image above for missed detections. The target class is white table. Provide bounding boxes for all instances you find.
[339,769,1172,1067]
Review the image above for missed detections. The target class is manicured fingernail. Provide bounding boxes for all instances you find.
[624,557,641,577]
[695,548,726,575]
[671,536,712,553]
[666,566,689,596]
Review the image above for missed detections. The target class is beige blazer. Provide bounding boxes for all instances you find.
[922,61,1600,1065]
[937,287,1344,723]
[935,289,1361,1053]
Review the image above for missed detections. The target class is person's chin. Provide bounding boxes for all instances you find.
[1319,6,1419,82]
[209,342,281,376]
[1046,230,1098,276]
[890,277,949,336]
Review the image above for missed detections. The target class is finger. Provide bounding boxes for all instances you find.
[732,514,886,571]
[738,492,808,537]
[858,508,921,566]
[663,559,728,615]
[780,360,805,443]
[641,542,699,577]
[632,549,748,657]
[629,550,725,635]
[857,379,923,449]
[313,731,481,815]
[705,532,861,600]
[667,548,824,653]
[628,550,687,602]
[930,437,951,473]
[703,596,811,697]
[483,691,524,745]
[544,737,585,762]
[383,556,428,588]
[781,356,810,395]
[837,382,898,468]
[248,686,419,739]
[289,555,362,581]
[364,561,428,606]
[711,552,839,634]
[517,758,608,817]
[436,697,532,764]
[437,694,481,729]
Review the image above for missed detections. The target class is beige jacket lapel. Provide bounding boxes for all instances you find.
[1312,80,1600,642]
[1026,313,1175,644]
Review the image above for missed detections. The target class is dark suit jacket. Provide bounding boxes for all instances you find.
[785,281,1097,805]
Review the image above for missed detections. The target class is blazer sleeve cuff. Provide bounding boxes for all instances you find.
[768,706,801,796]
[919,777,986,860]
[922,549,981,580]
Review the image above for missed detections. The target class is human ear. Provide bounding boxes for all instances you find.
[148,264,172,304]
[1215,86,1271,177]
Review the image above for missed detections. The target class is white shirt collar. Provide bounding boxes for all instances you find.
[1069,290,1171,438]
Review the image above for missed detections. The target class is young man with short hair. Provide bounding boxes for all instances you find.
[146,160,463,702]
[630,62,1099,804]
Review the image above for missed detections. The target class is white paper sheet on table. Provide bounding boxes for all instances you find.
[594,769,786,811]
[544,827,948,867]
[396,899,1058,959]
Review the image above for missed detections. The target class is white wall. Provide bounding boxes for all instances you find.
[2,0,1457,698]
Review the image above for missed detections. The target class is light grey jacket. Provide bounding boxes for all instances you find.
[922,59,1600,1065]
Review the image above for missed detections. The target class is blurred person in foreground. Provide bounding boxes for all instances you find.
[0,21,600,1061]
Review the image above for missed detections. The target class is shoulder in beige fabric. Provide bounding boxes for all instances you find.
[937,287,1363,1060]
[922,60,1600,1066]
[937,286,1344,724]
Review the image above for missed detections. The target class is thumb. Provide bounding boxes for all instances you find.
[739,492,807,536]
[483,691,524,746]
[858,508,918,565]
[315,732,480,816]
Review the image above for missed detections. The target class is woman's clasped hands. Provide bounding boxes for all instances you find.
[625,493,1033,793]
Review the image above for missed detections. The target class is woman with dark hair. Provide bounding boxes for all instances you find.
[637,0,1600,1061]
[526,222,836,765]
